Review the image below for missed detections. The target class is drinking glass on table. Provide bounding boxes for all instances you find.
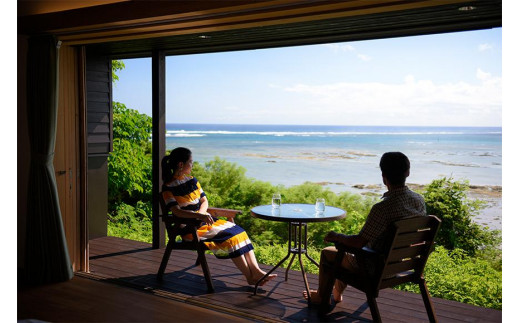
[315,198,326,212]
[272,193,281,209]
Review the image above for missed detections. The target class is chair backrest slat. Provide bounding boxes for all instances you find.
[381,257,422,278]
[379,272,415,289]
[386,243,429,263]
[394,215,436,231]
[391,229,435,248]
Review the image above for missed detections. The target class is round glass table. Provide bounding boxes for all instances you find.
[250,204,346,298]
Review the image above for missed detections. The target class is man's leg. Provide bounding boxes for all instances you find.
[320,246,360,301]
[305,246,358,304]
[319,246,349,302]
[305,246,339,304]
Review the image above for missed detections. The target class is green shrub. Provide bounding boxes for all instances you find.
[422,177,501,256]
[107,201,152,243]
[395,246,502,309]
[192,157,257,209]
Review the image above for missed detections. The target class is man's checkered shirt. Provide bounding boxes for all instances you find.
[359,186,427,252]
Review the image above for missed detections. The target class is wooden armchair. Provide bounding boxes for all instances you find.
[156,192,241,292]
[320,215,441,322]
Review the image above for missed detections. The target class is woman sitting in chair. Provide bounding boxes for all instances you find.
[161,147,277,286]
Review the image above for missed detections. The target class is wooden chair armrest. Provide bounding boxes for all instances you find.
[333,242,383,275]
[161,207,241,224]
[207,207,242,222]
[334,242,377,256]
[162,214,202,226]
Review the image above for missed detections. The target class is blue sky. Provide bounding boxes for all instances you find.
[113,28,502,127]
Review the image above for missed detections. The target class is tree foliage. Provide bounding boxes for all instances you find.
[112,60,125,83]
[108,102,152,199]
[108,63,152,223]
[108,137,152,202]
[112,101,152,143]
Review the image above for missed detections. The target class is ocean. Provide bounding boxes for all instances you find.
[165,124,502,191]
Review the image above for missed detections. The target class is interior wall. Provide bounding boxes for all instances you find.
[17,35,30,268]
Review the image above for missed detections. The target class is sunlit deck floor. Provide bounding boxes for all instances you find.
[84,236,499,322]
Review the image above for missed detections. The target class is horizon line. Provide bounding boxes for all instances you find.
[162,122,502,128]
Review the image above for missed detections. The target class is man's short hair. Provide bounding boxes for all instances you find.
[379,152,410,186]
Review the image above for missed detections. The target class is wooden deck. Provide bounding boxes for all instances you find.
[82,236,500,322]
[18,275,249,322]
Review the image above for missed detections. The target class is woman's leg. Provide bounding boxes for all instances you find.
[231,255,255,283]
[244,249,266,279]
[244,251,277,285]
[231,251,277,285]
[223,228,277,285]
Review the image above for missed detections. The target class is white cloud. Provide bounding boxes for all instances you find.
[476,68,492,81]
[357,54,371,61]
[478,43,493,51]
[323,44,355,53]
[324,43,371,62]
[281,69,501,126]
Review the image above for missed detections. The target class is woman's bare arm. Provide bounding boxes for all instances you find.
[169,199,214,225]
[198,196,209,214]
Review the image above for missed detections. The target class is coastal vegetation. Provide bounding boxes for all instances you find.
[108,61,501,310]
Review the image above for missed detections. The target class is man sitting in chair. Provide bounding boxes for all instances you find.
[303,152,427,305]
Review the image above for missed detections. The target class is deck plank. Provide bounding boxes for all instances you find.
[86,236,501,322]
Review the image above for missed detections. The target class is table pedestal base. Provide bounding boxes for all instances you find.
[253,221,319,305]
